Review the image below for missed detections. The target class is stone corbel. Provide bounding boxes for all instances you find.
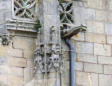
[61,25,87,38]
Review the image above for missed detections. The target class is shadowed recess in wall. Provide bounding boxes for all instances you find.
[14,0,37,19]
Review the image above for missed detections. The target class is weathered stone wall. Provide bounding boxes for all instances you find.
[0,0,112,86]
[72,0,112,86]
[0,30,36,86]
[0,0,11,34]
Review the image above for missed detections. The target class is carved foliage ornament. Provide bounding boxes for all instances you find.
[14,0,37,19]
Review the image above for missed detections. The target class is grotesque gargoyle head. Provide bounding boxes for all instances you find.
[61,24,87,39]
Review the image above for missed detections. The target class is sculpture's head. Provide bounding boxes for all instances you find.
[61,24,87,39]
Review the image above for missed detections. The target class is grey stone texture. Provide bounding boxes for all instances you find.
[0,0,11,34]
[73,0,112,86]
[76,42,93,54]
[0,0,112,86]
[76,72,98,86]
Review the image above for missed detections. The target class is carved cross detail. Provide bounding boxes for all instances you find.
[14,0,37,19]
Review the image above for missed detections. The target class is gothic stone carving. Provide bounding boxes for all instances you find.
[13,0,37,19]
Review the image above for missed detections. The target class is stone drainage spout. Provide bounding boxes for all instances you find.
[62,25,86,86]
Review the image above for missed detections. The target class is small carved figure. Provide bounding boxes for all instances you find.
[2,36,9,46]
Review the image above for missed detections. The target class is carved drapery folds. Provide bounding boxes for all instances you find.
[14,0,37,19]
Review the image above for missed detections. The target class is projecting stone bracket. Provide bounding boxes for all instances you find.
[61,25,87,39]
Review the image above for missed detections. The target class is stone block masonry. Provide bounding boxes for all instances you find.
[0,0,112,86]
[0,30,36,86]
[94,43,111,56]
[73,0,112,86]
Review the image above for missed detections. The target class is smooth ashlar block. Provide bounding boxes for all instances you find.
[76,72,98,86]
[94,43,111,56]
[76,42,93,54]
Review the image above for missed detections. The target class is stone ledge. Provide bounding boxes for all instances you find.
[6,19,37,33]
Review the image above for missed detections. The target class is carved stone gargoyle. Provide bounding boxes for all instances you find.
[61,25,87,39]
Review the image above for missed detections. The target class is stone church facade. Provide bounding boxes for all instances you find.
[0,0,112,86]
